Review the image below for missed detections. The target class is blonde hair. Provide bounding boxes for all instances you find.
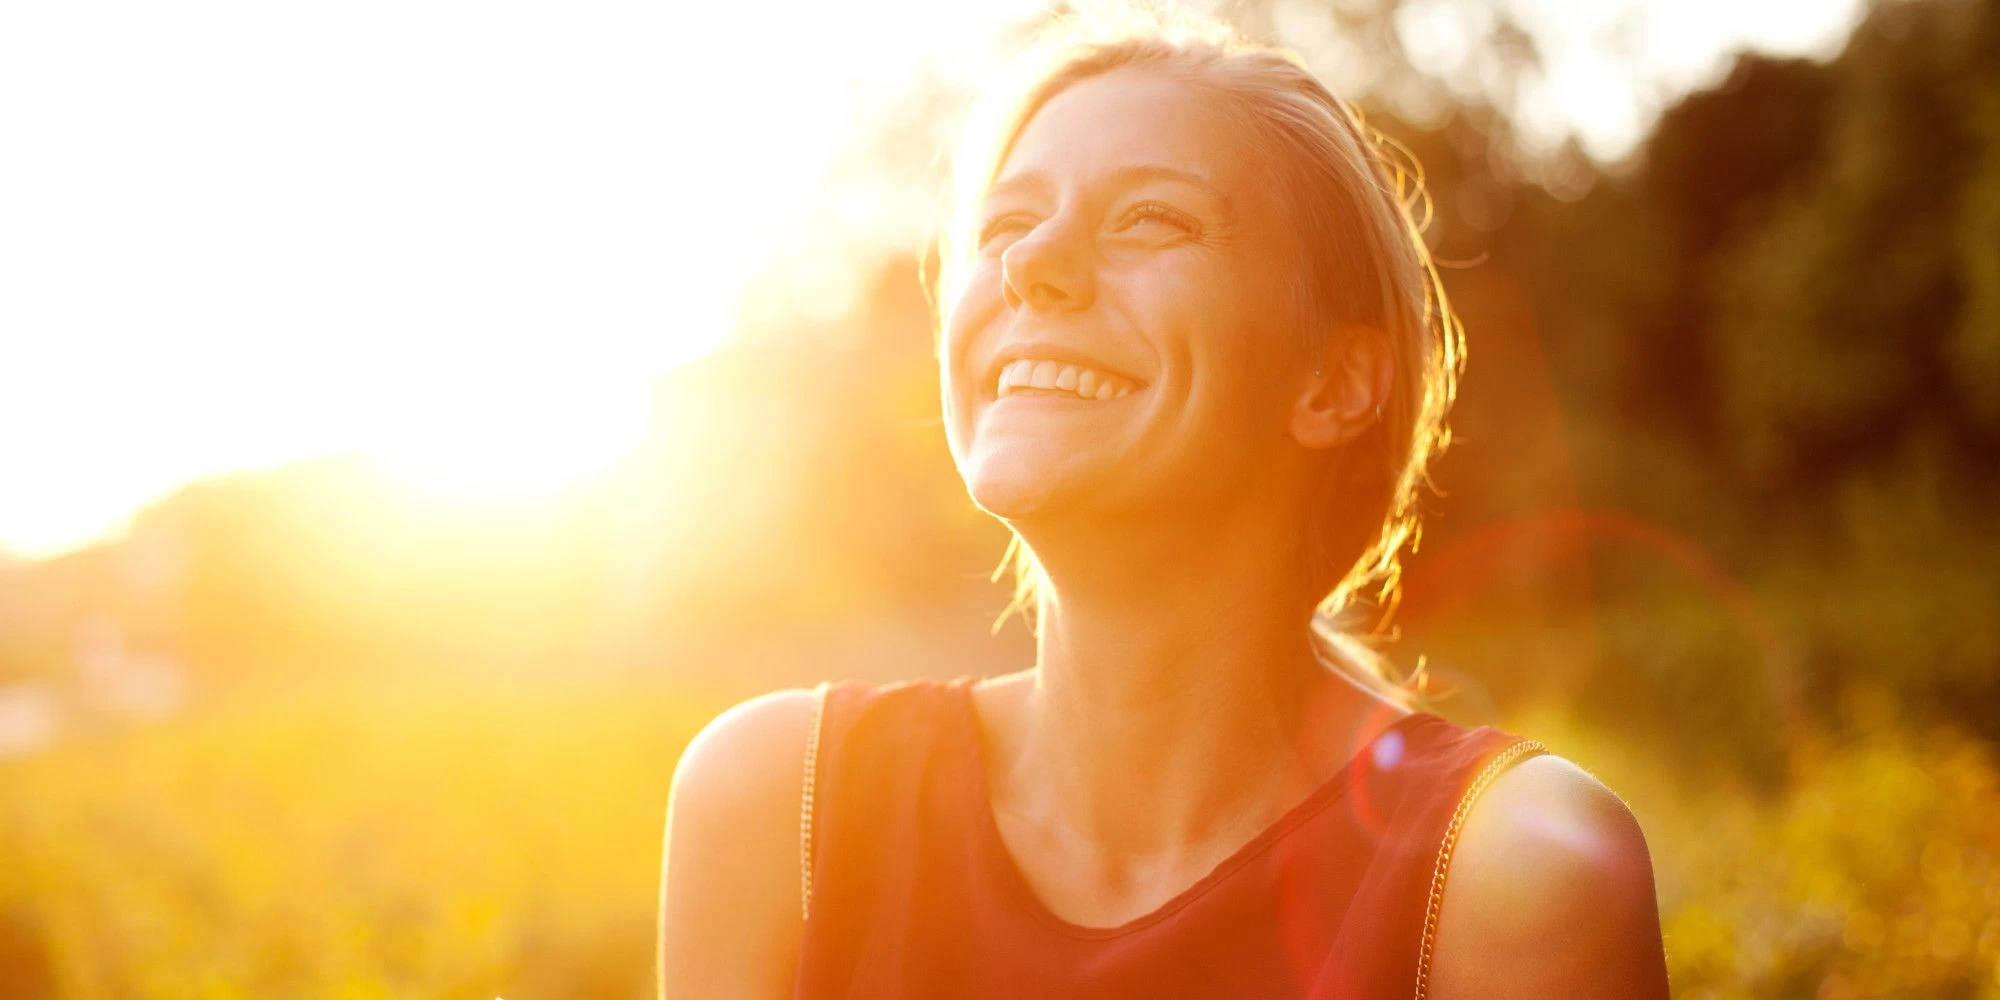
[932,9,1463,698]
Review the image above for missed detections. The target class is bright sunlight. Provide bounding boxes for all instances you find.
[0,0,1038,557]
[0,0,1859,559]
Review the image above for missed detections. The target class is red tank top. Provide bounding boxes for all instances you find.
[794,677,1543,999]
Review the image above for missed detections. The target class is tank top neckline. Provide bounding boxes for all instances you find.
[947,679,1443,941]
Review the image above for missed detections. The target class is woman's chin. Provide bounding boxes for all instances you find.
[962,452,1100,521]
[966,470,1063,521]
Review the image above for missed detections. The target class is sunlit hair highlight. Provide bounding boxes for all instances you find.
[931,7,1464,700]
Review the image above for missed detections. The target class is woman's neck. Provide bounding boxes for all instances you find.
[988,517,1400,861]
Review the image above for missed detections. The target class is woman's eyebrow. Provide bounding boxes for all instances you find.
[1103,163,1228,204]
[984,163,1228,206]
[984,171,1053,205]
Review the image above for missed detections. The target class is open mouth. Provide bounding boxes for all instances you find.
[994,358,1142,401]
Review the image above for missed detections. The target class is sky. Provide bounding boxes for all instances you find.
[0,0,1865,559]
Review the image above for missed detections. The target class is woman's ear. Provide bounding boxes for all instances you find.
[1292,326,1392,450]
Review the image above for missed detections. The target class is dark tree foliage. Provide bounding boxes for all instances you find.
[1411,0,2000,758]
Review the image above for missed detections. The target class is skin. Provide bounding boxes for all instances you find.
[659,70,1668,999]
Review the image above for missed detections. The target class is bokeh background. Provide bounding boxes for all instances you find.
[3,0,1997,996]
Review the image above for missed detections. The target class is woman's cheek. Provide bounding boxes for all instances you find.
[942,273,1021,488]
[942,277,1001,411]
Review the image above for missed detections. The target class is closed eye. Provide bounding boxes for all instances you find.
[978,213,1035,252]
[1117,201,1201,236]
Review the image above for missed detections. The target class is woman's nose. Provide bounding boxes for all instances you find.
[1000,220,1095,312]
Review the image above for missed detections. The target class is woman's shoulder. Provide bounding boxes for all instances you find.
[659,679,973,941]
[662,688,824,903]
[1425,749,1669,997]
[671,687,822,814]
[658,688,823,996]
[1450,752,1654,898]
[671,678,971,810]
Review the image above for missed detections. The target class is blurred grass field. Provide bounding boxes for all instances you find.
[0,678,703,998]
[5,671,1998,998]
[1531,697,2000,1000]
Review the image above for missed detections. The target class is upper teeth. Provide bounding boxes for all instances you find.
[997,359,1136,400]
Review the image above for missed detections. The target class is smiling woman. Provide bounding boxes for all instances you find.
[658,9,1668,999]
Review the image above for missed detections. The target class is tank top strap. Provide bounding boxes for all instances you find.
[797,677,980,938]
[1411,732,1546,999]
[800,682,830,922]
[1310,715,1546,999]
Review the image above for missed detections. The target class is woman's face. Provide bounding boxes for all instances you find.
[942,70,1313,527]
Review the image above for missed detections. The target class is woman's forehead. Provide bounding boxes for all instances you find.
[992,70,1260,202]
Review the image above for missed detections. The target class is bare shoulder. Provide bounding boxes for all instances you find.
[1427,752,1670,999]
[658,688,819,1000]
[670,687,819,817]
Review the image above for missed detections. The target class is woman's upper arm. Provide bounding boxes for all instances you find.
[1427,753,1670,999]
[658,688,817,1000]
